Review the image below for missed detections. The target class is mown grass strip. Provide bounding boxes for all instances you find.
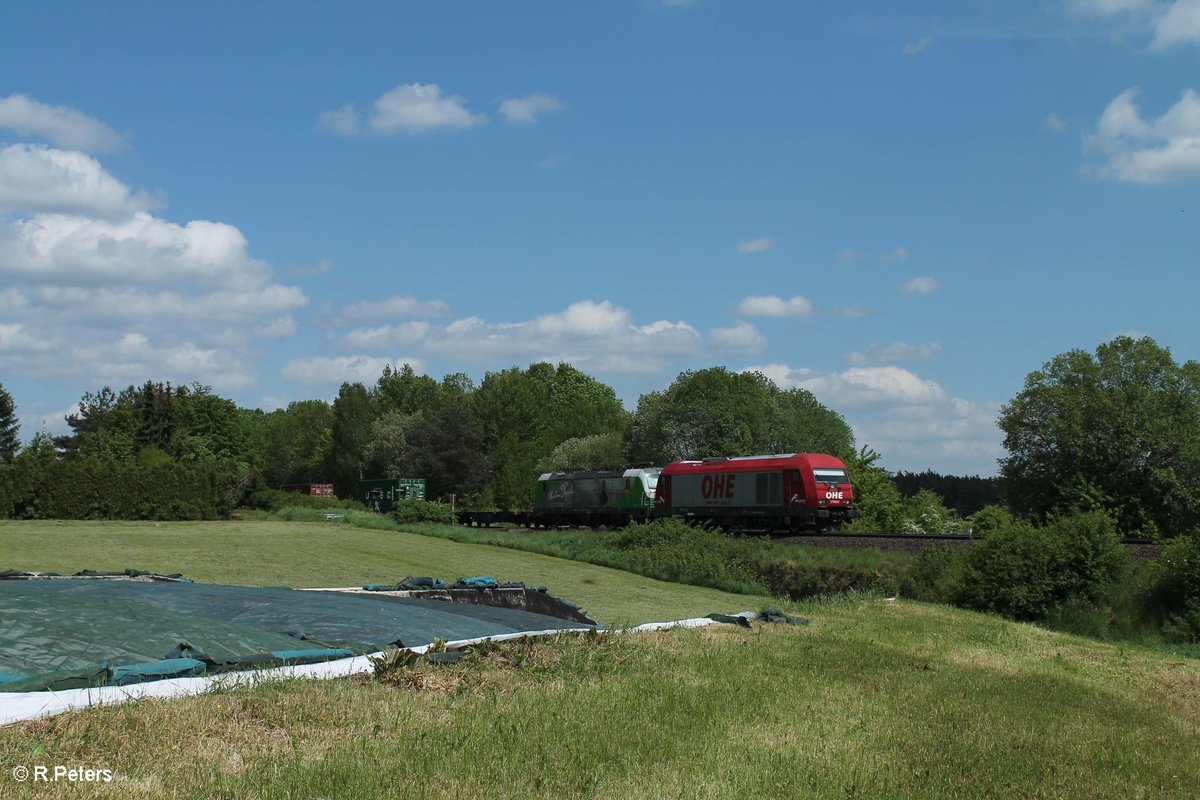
[2,597,1197,799]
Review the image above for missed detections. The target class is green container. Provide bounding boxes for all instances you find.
[359,478,426,513]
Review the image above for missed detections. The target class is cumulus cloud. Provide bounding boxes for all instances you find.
[330,321,431,350]
[499,93,565,124]
[412,300,703,373]
[736,236,775,254]
[846,341,942,366]
[881,246,910,262]
[741,362,1002,473]
[0,94,128,152]
[1068,0,1200,49]
[0,145,161,217]
[319,84,485,136]
[735,294,815,317]
[282,356,424,386]
[333,295,456,322]
[1084,87,1200,183]
[902,35,933,55]
[708,322,767,354]
[900,276,940,294]
[0,96,308,394]
[0,212,272,289]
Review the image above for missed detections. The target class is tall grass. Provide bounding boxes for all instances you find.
[2,600,1197,799]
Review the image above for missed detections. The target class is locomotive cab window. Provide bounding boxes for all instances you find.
[813,468,848,485]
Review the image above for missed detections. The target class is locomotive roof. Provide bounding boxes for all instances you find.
[661,453,847,474]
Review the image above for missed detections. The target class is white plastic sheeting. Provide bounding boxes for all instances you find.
[0,614,744,726]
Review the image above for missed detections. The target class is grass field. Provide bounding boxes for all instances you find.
[0,518,758,625]
[2,518,1199,799]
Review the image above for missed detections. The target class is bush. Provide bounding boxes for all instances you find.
[610,519,762,595]
[753,559,900,599]
[5,452,235,520]
[901,545,967,603]
[390,500,456,525]
[954,511,1127,621]
[249,487,355,512]
[1154,532,1200,643]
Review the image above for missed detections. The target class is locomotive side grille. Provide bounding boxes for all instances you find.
[755,473,783,505]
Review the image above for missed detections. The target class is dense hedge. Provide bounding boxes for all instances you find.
[0,454,235,520]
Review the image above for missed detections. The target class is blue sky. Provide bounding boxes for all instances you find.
[1,0,1197,476]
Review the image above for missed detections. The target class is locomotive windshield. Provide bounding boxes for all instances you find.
[645,470,660,489]
[813,468,848,485]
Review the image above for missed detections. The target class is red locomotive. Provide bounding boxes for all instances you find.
[655,453,855,532]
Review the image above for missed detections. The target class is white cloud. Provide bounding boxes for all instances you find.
[735,294,815,317]
[846,341,942,366]
[281,356,424,386]
[736,236,775,254]
[0,94,128,152]
[1067,0,1200,49]
[254,316,299,339]
[832,304,870,318]
[0,212,271,289]
[499,93,565,124]
[0,145,160,217]
[1085,87,1200,182]
[741,362,1002,474]
[0,122,308,393]
[335,295,456,322]
[318,104,359,136]
[419,300,703,372]
[1045,112,1068,132]
[900,276,940,294]
[1151,0,1200,48]
[881,246,910,262]
[708,321,766,354]
[331,321,431,350]
[368,84,485,135]
[902,35,934,55]
[837,249,864,263]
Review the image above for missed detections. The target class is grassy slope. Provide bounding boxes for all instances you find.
[3,519,1198,798]
[0,519,758,625]
[2,597,1197,799]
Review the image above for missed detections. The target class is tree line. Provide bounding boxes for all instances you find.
[3,334,1200,538]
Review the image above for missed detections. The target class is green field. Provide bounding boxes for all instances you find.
[2,519,1198,799]
[0,518,757,625]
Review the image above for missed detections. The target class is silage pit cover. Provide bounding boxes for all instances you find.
[0,577,595,692]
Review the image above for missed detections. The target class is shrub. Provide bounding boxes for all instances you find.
[249,487,354,512]
[1154,532,1200,643]
[391,500,456,525]
[901,545,967,603]
[954,511,1126,621]
[610,519,762,594]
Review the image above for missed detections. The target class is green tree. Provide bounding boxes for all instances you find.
[999,336,1200,536]
[258,400,333,486]
[470,363,628,508]
[374,363,438,417]
[0,382,18,463]
[626,367,854,463]
[536,433,626,473]
[328,382,376,497]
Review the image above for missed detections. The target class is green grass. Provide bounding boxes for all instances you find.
[0,518,759,625]
[4,518,1198,798]
[2,596,1197,799]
